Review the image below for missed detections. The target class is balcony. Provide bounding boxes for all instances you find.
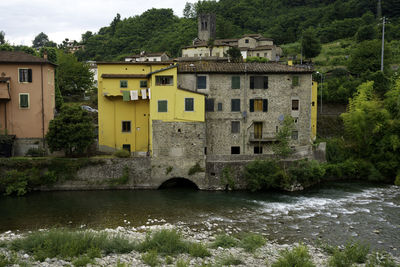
[0,78,11,101]
[249,131,277,142]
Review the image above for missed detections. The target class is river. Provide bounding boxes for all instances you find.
[0,182,399,255]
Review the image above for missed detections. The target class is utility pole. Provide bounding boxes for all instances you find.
[381,16,386,72]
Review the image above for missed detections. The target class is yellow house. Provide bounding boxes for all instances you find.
[311,81,318,141]
[97,62,205,155]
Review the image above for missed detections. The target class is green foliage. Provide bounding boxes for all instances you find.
[211,234,238,249]
[113,149,131,158]
[0,252,17,267]
[166,166,173,175]
[0,31,4,45]
[55,85,64,111]
[218,254,243,266]
[9,229,135,261]
[246,57,269,63]
[72,255,94,267]
[326,138,349,163]
[25,147,46,157]
[366,251,397,267]
[355,25,377,42]
[301,27,322,59]
[142,250,160,267]
[137,229,188,255]
[288,159,325,187]
[328,241,369,267]
[108,166,130,185]
[244,160,286,191]
[188,242,211,258]
[46,105,95,157]
[273,116,295,158]
[221,166,235,190]
[56,50,94,97]
[395,173,400,186]
[0,170,29,196]
[272,244,316,267]
[188,162,204,176]
[238,233,266,252]
[225,47,242,62]
[32,32,50,48]
[176,258,189,267]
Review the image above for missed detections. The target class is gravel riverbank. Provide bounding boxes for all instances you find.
[0,223,398,267]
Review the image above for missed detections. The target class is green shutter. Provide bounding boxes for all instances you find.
[20,94,28,108]
[158,100,167,112]
[122,91,130,101]
[28,69,32,82]
[232,76,240,89]
[292,76,299,86]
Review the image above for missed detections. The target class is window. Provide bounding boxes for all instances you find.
[292,76,299,86]
[205,98,214,112]
[245,39,249,43]
[231,99,240,112]
[158,100,168,112]
[254,146,263,154]
[185,98,194,111]
[122,121,131,132]
[249,99,268,112]
[122,144,131,152]
[156,76,173,86]
[256,53,260,57]
[231,146,240,154]
[312,101,315,107]
[140,80,147,88]
[291,131,298,140]
[197,76,206,89]
[292,99,299,111]
[231,76,240,89]
[264,53,268,57]
[231,121,240,134]
[217,102,223,111]
[250,76,268,89]
[19,93,29,108]
[120,80,128,88]
[19,69,32,83]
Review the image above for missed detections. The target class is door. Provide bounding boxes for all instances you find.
[254,122,263,139]
[135,100,150,152]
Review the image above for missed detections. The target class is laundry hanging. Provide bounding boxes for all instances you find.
[122,91,130,101]
[147,88,151,99]
[141,89,147,99]
[130,90,138,100]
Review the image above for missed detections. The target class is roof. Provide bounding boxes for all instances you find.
[0,51,55,66]
[97,61,174,65]
[101,74,148,78]
[125,52,168,58]
[240,45,275,51]
[183,40,232,49]
[177,62,313,74]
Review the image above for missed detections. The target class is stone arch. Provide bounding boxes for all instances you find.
[158,177,199,190]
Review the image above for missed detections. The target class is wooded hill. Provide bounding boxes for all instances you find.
[74,0,400,61]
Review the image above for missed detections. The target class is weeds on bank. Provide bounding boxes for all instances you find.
[0,252,17,267]
[9,229,135,261]
[176,258,190,267]
[271,244,316,267]
[366,251,397,267]
[218,253,243,266]
[211,234,238,249]
[142,250,160,267]
[327,240,370,267]
[238,233,266,252]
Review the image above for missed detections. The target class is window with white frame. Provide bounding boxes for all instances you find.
[19,69,32,83]
[19,93,29,108]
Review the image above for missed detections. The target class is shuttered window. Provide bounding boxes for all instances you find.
[292,76,299,86]
[231,76,240,89]
[250,99,268,112]
[140,80,147,88]
[250,76,268,89]
[120,80,128,88]
[231,121,240,133]
[158,100,168,112]
[292,99,299,111]
[197,76,206,89]
[19,69,32,83]
[19,94,29,108]
[231,99,240,112]
[185,98,194,111]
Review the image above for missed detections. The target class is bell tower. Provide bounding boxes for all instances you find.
[198,14,216,41]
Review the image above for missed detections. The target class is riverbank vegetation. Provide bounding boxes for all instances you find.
[0,228,398,267]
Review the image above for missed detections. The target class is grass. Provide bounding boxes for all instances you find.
[218,253,243,266]
[271,244,316,267]
[72,255,94,266]
[366,251,397,267]
[0,253,17,267]
[238,233,265,252]
[176,258,190,267]
[9,229,135,261]
[142,250,160,267]
[211,234,238,249]
[328,240,370,267]
[137,229,210,258]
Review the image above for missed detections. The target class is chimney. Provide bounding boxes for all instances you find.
[43,51,48,60]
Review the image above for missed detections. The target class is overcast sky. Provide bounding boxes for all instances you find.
[0,0,196,46]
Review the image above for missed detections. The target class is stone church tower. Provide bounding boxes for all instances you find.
[198,14,216,41]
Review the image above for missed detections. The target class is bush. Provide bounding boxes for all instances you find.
[142,250,160,267]
[72,255,94,267]
[244,160,284,191]
[211,234,237,249]
[137,229,188,255]
[328,240,370,267]
[366,251,397,267]
[238,233,266,252]
[272,244,315,267]
[176,258,190,267]
[218,254,243,266]
[9,229,135,261]
[288,159,325,187]
[25,147,46,157]
[188,242,211,258]
[394,173,400,186]
[0,170,29,196]
[113,149,130,158]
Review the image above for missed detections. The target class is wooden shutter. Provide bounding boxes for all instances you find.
[28,69,32,82]
[20,94,28,108]
[263,76,268,89]
[250,76,254,89]
[249,99,254,112]
[232,76,240,89]
[263,99,268,112]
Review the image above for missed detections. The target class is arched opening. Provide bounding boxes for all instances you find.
[158,178,199,190]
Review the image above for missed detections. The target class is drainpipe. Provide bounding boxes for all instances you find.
[41,64,45,148]
[243,64,247,154]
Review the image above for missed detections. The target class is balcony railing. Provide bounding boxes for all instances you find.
[249,131,277,142]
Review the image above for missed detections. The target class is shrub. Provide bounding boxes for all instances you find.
[0,170,29,196]
[142,250,159,267]
[288,159,325,187]
[176,258,189,267]
[238,233,266,252]
[25,147,46,157]
[72,255,94,267]
[244,160,284,191]
[366,251,397,267]
[328,241,369,267]
[188,242,211,258]
[211,234,237,249]
[113,149,130,158]
[9,229,135,261]
[137,229,188,255]
[394,172,400,186]
[221,166,235,190]
[218,254,243,266]
[188,162,204,176]
[272,244,316,267]
[328,249,352,267]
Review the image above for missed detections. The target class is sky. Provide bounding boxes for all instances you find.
[0,0,197,46]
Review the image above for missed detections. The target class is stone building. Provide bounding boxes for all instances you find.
[177,61,315,157]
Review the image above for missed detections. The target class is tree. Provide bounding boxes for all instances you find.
[46,105,95,156]
[355,25,377,42]
[273,116,295,159]
[81,31,93,44]
[32,32,50,48]
[301,27,321,59]
[0,31,5,45]
[225,47,242,62]
[183,2,196,19]
[56,50,94,97]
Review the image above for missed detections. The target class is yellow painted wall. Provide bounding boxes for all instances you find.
[311,81,318,140]
[98,63,205,154]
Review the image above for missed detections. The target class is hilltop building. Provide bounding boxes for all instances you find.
[181,14,282,61]
[124,52,170,62]
[0,51,56,155]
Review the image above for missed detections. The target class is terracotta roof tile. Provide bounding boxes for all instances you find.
[0,51,55,65]
[177,62,313,74]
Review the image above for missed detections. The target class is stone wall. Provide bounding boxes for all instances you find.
[13,138,44,156]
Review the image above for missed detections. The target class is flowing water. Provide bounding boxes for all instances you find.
[0,182,399,254]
